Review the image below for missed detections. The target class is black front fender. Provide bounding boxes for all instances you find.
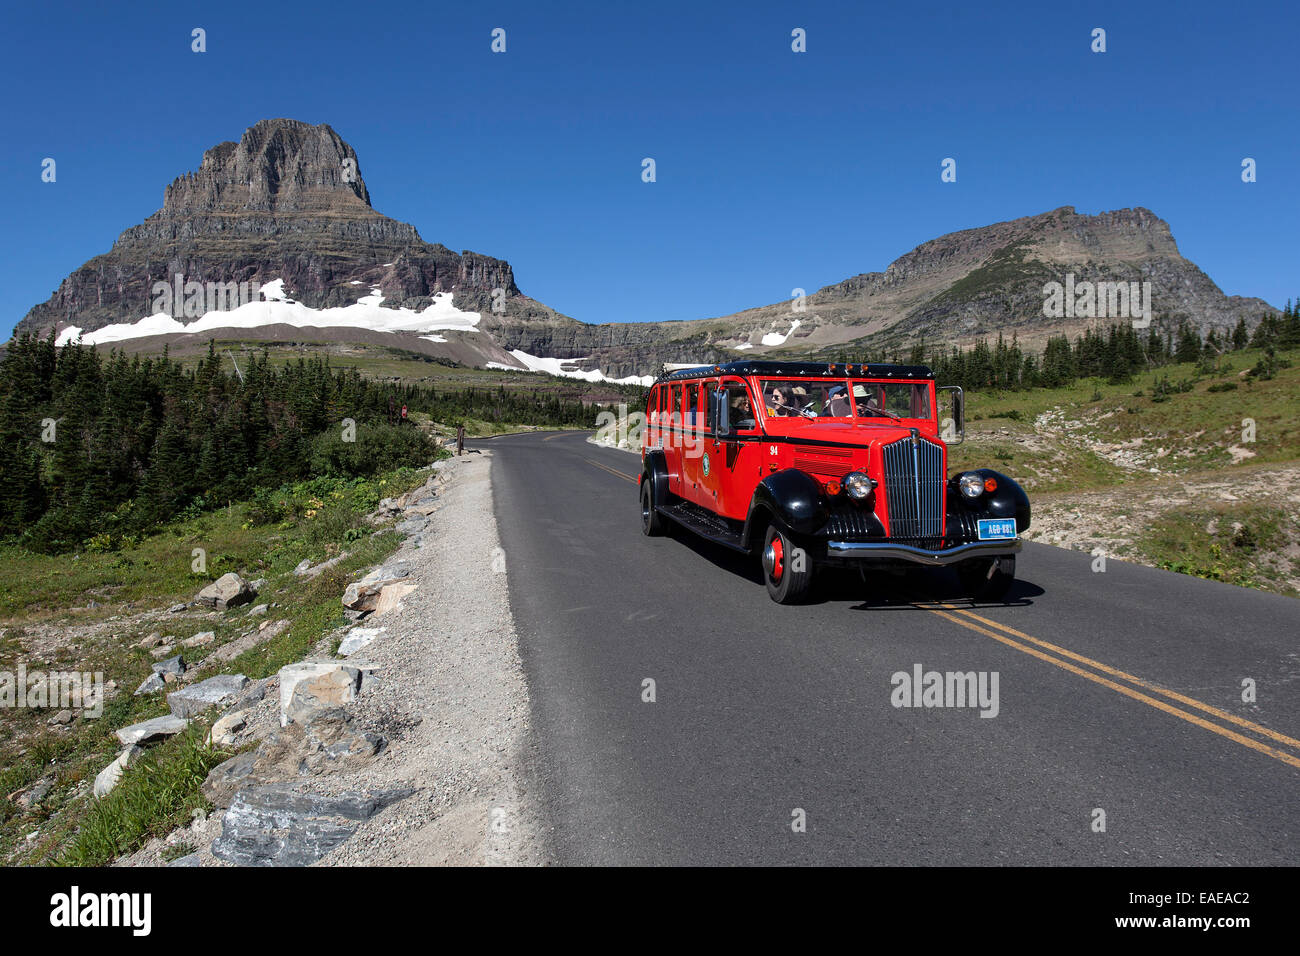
[641,449,670,506]
[743,468,828,546]
[948,468,1031,532]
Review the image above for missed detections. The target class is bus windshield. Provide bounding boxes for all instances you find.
[760,379,930,421]
[760,379,853,419]
[849,381,931,420]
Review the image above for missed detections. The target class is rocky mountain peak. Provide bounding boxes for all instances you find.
[160,119,372,217]
[16,119,556,339]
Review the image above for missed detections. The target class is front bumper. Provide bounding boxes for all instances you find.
[825,538,1021,566]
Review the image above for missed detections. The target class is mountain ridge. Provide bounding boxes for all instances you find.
[14,120,1278,379]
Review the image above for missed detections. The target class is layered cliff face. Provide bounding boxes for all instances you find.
[15,119,553,337]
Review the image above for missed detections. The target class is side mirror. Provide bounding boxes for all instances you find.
[711,389,731,436]
[937,385,964,445]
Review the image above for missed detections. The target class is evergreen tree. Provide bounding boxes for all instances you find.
[1175,323,1202,364]
[1231,317,1249,350]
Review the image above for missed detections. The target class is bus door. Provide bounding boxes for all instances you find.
[677,379,710,506]
[703,376,764,520]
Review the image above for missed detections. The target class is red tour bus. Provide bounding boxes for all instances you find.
[639,360,1030,604]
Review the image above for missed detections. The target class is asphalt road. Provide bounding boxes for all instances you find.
[483,430,1299,865]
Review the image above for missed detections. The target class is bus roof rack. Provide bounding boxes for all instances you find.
[655,360,934,382]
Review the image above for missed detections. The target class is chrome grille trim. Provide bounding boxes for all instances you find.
[882,435,944,539]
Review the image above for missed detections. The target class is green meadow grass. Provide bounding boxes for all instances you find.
[0,465,431,864]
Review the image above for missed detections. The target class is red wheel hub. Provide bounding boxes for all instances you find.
[768,536,784,582]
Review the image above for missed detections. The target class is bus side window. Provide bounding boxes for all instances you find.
[672,384,682,425]
[684,382,696,427]
[725,379,757,430]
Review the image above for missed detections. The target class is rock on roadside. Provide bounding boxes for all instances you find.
[278,662,364,726]
[208,709,249,747]
[93,745,144,798]
[116,715,189,746]
[211,785,413,866]
[194,573,256,611]
[168,675,249,719]
[338,627,384,657]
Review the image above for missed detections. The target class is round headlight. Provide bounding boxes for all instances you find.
[959,472,985,498]
[844,471,874,500]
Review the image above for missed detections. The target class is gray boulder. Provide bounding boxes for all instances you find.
[396,516,426,535]
[359,563,409,586]
[201,709,386,807]
[116,714,189,746]
[233,680,267,710]
[341,582,381,611]
[338,627,384,657]
[208,709,249,747]
[152,654,186,677]
[201,751,258,807]
[93,745,144,798]
[181,631,215,648]
[134,673,166,696]
[194,573,255,610]
[167,674,249,719]
[279,662,363,726]
[211,784,412,866]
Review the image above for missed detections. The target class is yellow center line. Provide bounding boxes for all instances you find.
[543,433,568,442]
[928,601,1300,752]
[583,457,638,484]
[912,601,1300,771]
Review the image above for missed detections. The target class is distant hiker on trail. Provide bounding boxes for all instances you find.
[401,404,408,424]
[456,425,465,456]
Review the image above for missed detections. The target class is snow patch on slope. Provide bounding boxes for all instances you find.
[760,319,801,346]
[55,281,482,346]
[487,349,653,386]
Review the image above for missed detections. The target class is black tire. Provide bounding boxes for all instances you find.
[640,479,666,536]
[762,524,813,604]
[957,555,1016,602]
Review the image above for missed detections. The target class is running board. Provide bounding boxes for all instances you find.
[658,502,749,553]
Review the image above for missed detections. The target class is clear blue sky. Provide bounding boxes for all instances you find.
[3,0,1296,338]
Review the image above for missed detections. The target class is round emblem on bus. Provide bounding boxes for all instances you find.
[702,453,710,477]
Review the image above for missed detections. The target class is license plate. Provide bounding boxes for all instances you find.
[977,518,1017,540]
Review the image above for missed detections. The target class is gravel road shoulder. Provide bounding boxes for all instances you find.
[121,451,552,867]
[322,451,549,865]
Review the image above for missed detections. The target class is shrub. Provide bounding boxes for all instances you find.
[247,486,291,526]
[308,423,436,479]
